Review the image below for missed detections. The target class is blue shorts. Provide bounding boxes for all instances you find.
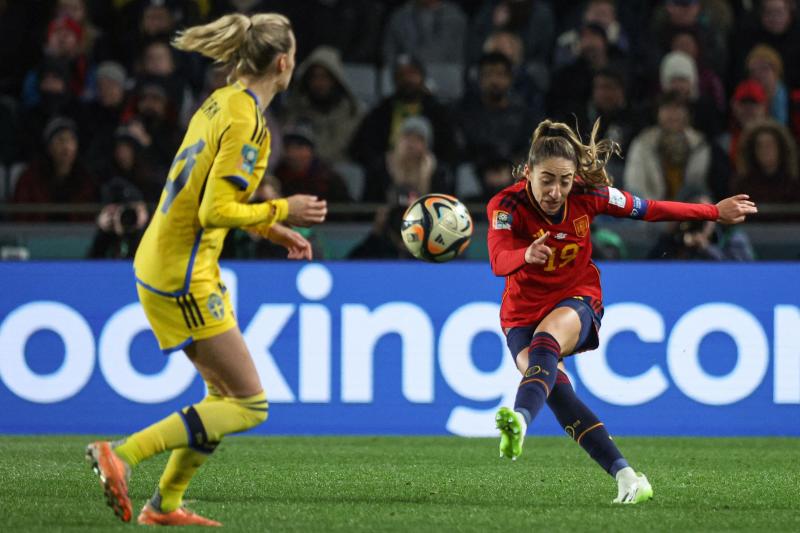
[505,296,603,360]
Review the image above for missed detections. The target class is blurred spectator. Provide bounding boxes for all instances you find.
[21,15,92,107]
[280,0,388,64]
[349,55,457,182]
[650,0,729,76]
[13,117,97,220]
[122,79,182,172]
[746,44,789,125]
[18,58,84,161]
[732,119,800,203]
[116,0,200,67]
[96,127,162,203]
[274,124,350,202]
[83,61,127,171]
[467,156,515,203]
[457,52,539,168]
[283,47,363,165]
[55,0,101,58]
[548,22,623,120]
[370,116,452,203]
[659,50,723,138]
[348,204,414,259]
[479,30,545,110]
[382,0,468,67]
[578,67,637,185]
[554,0,630,69]
[648,187,755,260]
[722,79,769,166]
[624,92,711,200]
[88,176,149,259]
[468,0,556,92]
[136,40,193,124]
[668,27,725,114]
[734,0,800,87]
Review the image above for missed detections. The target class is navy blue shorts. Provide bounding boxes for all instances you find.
[505,296,603,360]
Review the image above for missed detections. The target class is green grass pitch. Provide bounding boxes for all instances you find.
[1,435,798,532]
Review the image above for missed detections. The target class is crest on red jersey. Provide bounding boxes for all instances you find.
[573,215,589,237]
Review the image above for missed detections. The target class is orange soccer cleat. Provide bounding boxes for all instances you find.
[137,502,222,527]
[85,441,133,522]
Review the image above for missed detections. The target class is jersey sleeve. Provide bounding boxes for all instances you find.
[592,186,720,222]
[198,93,287,229]
[486,196,529,276]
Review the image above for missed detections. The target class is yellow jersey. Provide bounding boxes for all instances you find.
[134,82,288,296]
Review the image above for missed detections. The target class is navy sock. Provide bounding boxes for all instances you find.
[546,370,628,477]
[513,332,560,425]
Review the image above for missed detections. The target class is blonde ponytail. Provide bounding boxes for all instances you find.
[172,13,293,80]
[524,118,620,187]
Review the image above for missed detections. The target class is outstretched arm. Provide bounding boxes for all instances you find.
[597,187,757,223]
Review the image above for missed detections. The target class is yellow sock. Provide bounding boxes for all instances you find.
[189,391,269,442]
[156,388,225,511]
[155,392,269,512]
[157,447,213,512]
[115,390,268,467]
[114,384,225,467]
[114,412,189,467]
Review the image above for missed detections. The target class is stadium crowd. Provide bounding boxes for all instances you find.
[0,0,798,259]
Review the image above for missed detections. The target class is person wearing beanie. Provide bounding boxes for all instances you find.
[377,115,452,204]
[13,116,97,220]
[83,61,128,173]
[659,50,723,138]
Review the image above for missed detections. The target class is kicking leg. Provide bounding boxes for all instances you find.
[547,367,653,504]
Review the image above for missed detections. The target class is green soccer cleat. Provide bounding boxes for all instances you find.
[495,407,526,460]
[613,468,654,504]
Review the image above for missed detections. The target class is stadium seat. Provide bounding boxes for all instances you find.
[341,63,379,108]
[454,162,481,199]
[333,160,366,201]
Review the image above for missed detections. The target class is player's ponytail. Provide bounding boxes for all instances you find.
[172,13,293,81]
[524,119,620,188]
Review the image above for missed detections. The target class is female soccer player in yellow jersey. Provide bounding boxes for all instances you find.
[85,13,326,527]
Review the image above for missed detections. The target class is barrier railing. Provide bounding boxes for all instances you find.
[1,202,799,219]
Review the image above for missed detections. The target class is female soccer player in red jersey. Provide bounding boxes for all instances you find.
[487,119,756,504]
[84,14,326,526]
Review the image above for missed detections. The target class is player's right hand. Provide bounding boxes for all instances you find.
[525,232,553,265]
[285,195,327,227]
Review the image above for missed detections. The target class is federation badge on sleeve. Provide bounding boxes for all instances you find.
[492,210,512,230]
[573,214,589,237]
[608,187,626,208]
[239,144,259,175]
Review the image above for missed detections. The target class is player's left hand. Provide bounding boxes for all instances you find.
[716,194,757,224]
[266,224,313,260]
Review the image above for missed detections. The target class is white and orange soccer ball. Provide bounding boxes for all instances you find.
[400,194,473,262]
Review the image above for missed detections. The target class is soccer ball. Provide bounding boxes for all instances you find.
[400,194,473,262]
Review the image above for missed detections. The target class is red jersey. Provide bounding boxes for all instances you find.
[486,179,719,328]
